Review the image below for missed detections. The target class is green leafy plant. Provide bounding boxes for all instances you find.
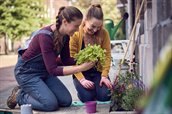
[110,64,145,111]
[74,44,106,69]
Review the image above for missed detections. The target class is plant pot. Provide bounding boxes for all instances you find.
[85,101,97,113]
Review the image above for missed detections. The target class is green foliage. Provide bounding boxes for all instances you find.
[72,0,92,9]
[0,0,49,41]
[110,69,145,111]
[74,44,106,69]
[122,87,143,110]
[100,0,121,24]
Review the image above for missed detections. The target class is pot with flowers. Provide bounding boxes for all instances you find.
[109,61,145,114]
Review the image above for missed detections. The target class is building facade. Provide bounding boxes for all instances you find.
[122,0,172,88]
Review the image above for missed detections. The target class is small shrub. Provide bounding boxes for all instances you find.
[110,70,145,111]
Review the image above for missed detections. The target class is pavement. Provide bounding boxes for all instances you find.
[0,54,117,114]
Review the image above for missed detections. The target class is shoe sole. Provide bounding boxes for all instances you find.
[7,86,19,109]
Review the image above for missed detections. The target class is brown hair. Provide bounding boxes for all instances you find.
[53,6,83,52]
[85,4,103,20]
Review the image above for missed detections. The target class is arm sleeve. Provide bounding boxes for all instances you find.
[101,29,112,77]
[38,34,64,76]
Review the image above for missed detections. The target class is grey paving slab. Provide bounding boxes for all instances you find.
[0,104,110,114]
[34,104,110,114]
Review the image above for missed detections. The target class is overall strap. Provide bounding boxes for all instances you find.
[25,29,53,49]
[32,30,53,39]
[18,29,53,55]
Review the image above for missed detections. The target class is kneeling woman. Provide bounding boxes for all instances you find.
[70,4,112,102]
[7,6,95,111]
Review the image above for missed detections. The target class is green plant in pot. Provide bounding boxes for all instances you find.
[110,68,145,111]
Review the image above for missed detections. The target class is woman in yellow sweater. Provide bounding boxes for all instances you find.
[70,4,112,102]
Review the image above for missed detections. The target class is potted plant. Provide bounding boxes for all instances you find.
[109,61,145,114]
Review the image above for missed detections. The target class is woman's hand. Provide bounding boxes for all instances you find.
[79,78,95,89]
[99,77,112,89]
[79,61,95,71]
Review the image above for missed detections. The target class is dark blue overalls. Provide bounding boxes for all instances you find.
[15,30,72,111]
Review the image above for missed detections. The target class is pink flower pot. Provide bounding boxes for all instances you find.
[85,101,97,113]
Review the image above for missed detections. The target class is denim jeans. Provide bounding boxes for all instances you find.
[14,54,72,111]
[73,71,111,102]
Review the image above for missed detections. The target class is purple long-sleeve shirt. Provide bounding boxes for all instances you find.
[22,25,75,76]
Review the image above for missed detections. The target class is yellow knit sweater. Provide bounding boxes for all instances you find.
[70,26,111,80]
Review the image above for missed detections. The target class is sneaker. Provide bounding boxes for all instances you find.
[7,86,20,109]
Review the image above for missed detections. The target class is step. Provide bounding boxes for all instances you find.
[0,101,110,114]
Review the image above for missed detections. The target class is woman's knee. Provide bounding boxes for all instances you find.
[97,94,111,101]
[78,92,95,102]
[96,88,111,101]
[41,99,59,111]
[59,96,72,107]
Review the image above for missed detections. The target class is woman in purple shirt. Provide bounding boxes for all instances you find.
[7,6,94,111]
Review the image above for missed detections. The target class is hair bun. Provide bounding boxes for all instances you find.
[92,4,101,8]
